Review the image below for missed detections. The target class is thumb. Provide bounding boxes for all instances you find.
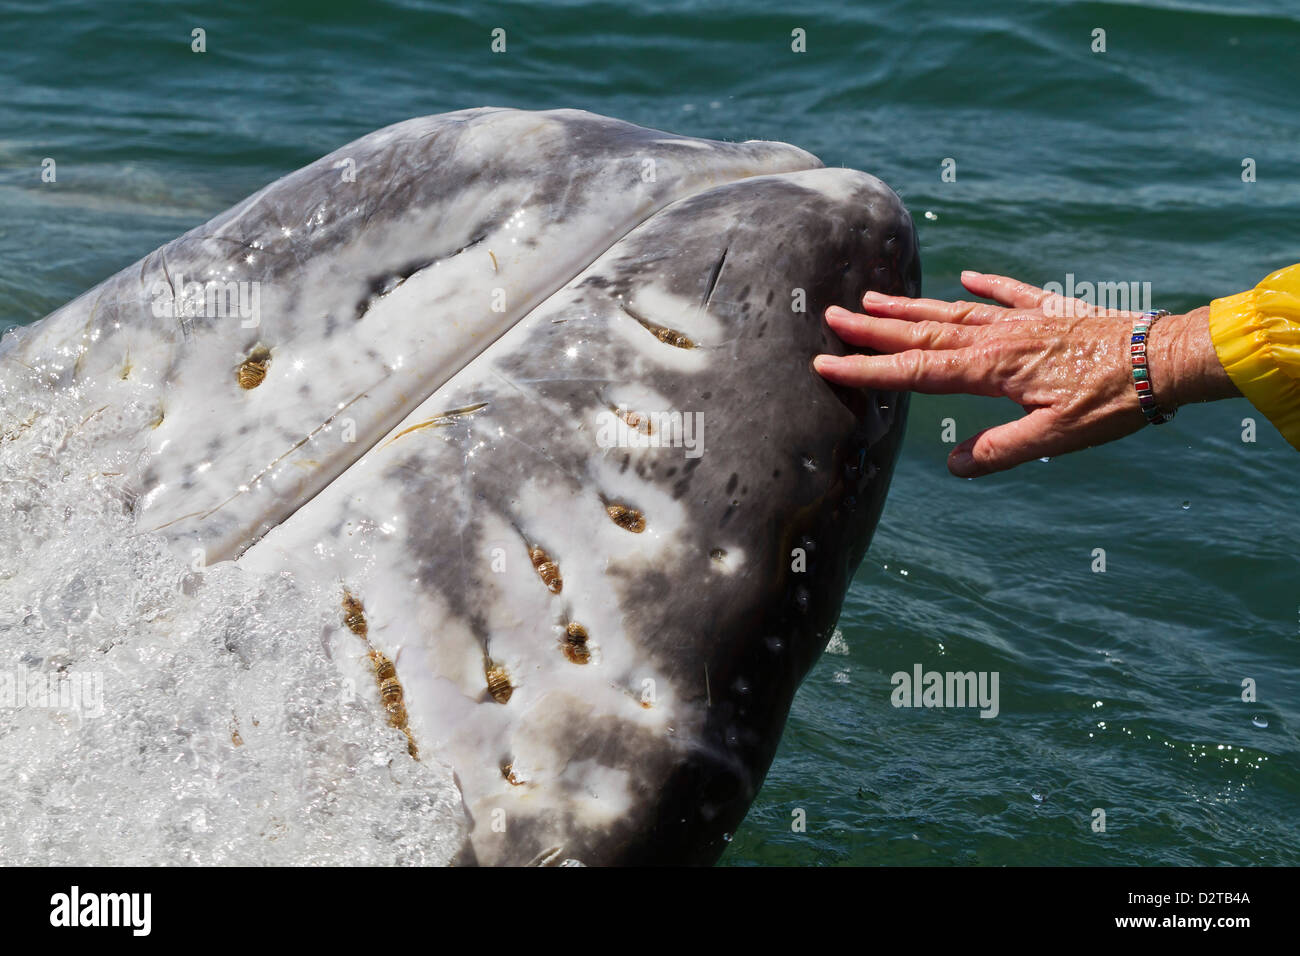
[949,408,1057,478]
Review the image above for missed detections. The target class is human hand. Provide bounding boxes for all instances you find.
[813,271,1238,478]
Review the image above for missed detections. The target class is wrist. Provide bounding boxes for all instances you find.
[1145,307,1238,408]
[1145,312,1190,410]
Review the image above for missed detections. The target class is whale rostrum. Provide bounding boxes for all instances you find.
[4,108,919,865]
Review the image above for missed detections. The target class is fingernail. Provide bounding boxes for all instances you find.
[825,305,846,317]
[813,354,839,371]
[950,450,974,475]
[863,290,887,302]
[961,270,979,278]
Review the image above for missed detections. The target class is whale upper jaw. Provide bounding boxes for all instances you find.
[6,108,918,865]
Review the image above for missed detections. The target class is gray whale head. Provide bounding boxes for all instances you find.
[3,108,919,865]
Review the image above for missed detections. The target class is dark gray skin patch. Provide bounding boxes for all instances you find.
[363,171,918,864]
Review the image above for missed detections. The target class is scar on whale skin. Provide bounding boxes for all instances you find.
[341,589,419,758]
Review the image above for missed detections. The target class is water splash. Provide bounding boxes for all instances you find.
[0,366,466,864]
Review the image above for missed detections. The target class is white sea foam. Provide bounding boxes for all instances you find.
[0,356,465,865]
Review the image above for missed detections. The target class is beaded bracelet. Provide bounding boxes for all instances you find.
[1131,309,1176,425]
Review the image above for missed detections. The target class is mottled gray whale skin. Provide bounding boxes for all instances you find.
[6,109,918,865]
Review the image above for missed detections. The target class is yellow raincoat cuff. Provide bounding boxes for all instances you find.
[1209,263,1300,451]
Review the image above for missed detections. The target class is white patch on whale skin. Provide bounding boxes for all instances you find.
[590,381,705,464]
[708,545,746,575]
[607,294,715,375]
[554,759,635,825]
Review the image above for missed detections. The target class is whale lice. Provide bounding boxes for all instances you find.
[341,589,418,758]
[369,648,417,758]
[486,663,514,703]
[529,546,562,594]
[610,404,653,435]
[605,504,646,533]
[342,591,368,637]
[620,302,696,349]
[237,347,271,389]
[563,622,591,665]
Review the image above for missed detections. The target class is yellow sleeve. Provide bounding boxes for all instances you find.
[1209,263,1300,451]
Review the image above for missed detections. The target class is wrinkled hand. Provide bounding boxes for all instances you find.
[813,271,1235,478]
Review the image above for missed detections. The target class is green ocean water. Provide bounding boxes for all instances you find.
[1,0,1297,865]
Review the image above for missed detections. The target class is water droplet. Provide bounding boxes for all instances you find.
[1181,500,1190,510]
[1031,791,1047,803]
[1252,715,1269,729]
[923,210,938,221]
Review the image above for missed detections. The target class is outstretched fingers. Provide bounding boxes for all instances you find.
[814,348,999,396]
[825,306,976,351]
[957,270,1124,320]
[856,290,1005,325]
[959,271,1065,311]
